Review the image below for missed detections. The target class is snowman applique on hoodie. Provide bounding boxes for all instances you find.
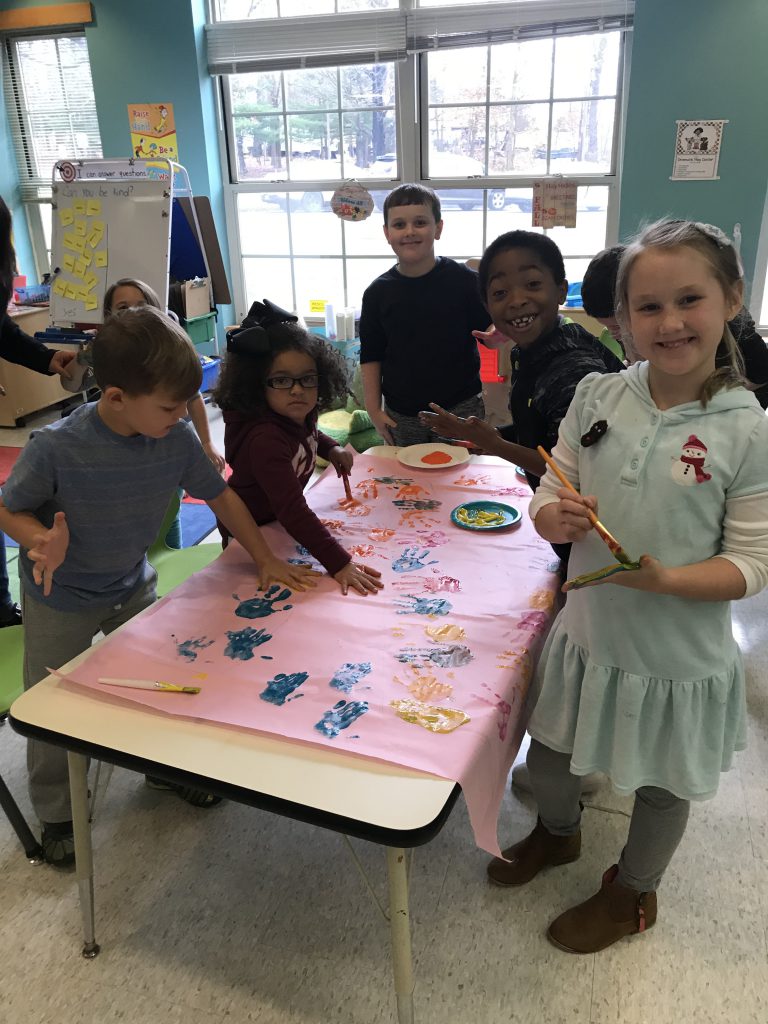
[672,434,712,485]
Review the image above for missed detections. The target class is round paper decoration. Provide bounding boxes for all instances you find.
[330,181,375,222]
[59,161,77,183]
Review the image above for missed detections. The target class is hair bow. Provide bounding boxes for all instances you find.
[226,298,298,357]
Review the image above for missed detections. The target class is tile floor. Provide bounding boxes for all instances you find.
[0,402,767,1023]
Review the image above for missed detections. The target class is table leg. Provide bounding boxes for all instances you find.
[68,751,100,959]
[386,846,414,1024]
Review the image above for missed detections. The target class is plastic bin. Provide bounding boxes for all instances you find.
[200,355,221,392]
[184,312,216,347]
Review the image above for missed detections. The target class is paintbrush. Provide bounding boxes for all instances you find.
[536,445,634,565]
[98,677,201,694]
[342,472,353,502]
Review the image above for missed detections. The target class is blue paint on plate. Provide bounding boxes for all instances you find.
[515,465,528,481]
[450,501,521,532]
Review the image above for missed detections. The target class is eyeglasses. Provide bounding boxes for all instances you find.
[266,373,320,390]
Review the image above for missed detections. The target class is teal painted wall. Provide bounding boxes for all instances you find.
[0,0,232,334]
[0,56,37,282]
[620,0,768,296]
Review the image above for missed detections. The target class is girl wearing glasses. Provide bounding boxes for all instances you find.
[213,300,383,596]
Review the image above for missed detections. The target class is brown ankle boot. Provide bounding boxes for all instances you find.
[547,864,657,954]
[487,818,581,887]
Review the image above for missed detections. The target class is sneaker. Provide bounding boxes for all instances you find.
[0,602,22,627]
[145,774,176,791]
[41,820,75,869]
[145,775,222,808]
[512,763,604,796]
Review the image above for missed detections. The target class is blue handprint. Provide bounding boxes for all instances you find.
[393,499,441,511]
[395,643,473,667]
[224,626,273,661]
[174,635,215,662]
[329,662,372,693]
[260,671,308,706]
[394,595,453,617]
[314,699,369,738]
[234,585,293,619]
[392,546,439,574]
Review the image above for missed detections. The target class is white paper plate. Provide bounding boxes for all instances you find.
[396,443,471,470]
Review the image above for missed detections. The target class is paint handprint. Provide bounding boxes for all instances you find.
[392,546,438,574]
[395,483,431,501]
[415,529,450,547]
[475,683,513,741]
[314,699,369,738]
[329,661,372,693]
[395,643,473,668]
[398,509,440,530]
[224,626,273,661]
[394,595,453,617]
[391,575,459,594]
[373,476,413,487]
[355,479,379,500]
[174,635,215,662]
[453,473,491,487]
[260,671,308,705]
[395,665,453,702]
[497,647,532,684]
[393,498,441,511]
[516,610,549,635]
[234,585,293,619]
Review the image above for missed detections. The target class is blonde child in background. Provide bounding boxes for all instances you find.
[487,220,768,953]
[103,278,225,472]
[214,299,383,597]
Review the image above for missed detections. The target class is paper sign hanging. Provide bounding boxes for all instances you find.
[532,180,577,228]
[671,120,727,180]
[128,103,178,162]
[330,181,375,222]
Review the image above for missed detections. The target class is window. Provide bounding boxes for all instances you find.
[211,2,632,316]
[3,33,102,272]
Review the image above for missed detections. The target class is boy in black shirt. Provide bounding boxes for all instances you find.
[420,230,623,494]
[360,184,498,446]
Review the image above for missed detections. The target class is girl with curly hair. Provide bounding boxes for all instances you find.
[214,299,383,596]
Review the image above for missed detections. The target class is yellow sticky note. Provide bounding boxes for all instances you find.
[87,227,103,249]
[84,271,98,291]
[62,254,75,272]
[74,257,87,279]
[65,284,78,300]
[84,294,99,311]
[53,278,67,296]
[92,220,104,233]
[309,299,327,314]
[73,237,85,255]
[59,208,74,227]
[81,250,92,266]
[86,199,101,216]
[74,219,87,237]
[73,200,86,215]
[63,232,78,250]
[94,249,108,267]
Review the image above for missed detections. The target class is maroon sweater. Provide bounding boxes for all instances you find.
[221,407,350,576]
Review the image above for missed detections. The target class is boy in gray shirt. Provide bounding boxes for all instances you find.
[0,306,318,867]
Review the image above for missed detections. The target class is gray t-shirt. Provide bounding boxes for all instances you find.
[1,402,227,611]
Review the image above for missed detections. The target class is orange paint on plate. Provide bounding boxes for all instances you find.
[421,451,452,465]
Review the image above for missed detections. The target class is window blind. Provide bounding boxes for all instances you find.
[2,34,102,202]
[207,0,632,74]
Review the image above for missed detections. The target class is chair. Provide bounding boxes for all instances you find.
[0,624,43,861]
[148,491,221,599]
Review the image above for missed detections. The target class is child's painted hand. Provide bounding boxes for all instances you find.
[334,562,384,596]
[418,403,498,450]
[553,487,598,542]
[563,554,663,594]
[203,441,226,475]
[328,447,354,477]
[370,408,397,446]
[472,323,510,349]
[28,511,69,597]
[258,557,321,592]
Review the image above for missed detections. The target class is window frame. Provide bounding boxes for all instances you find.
[215,12,632,318]
[2,30,102,276]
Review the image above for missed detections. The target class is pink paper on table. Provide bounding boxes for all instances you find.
[66,455,560,855]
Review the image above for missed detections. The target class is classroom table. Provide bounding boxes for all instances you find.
[10,451,553,1024]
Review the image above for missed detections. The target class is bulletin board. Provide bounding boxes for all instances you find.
[50,178,172,326]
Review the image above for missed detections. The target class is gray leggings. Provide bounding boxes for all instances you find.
[22,571,157,824]
[385,394,485,448]
[527,739,690,891]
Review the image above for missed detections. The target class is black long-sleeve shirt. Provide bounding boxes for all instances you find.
[0,312,53,375]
